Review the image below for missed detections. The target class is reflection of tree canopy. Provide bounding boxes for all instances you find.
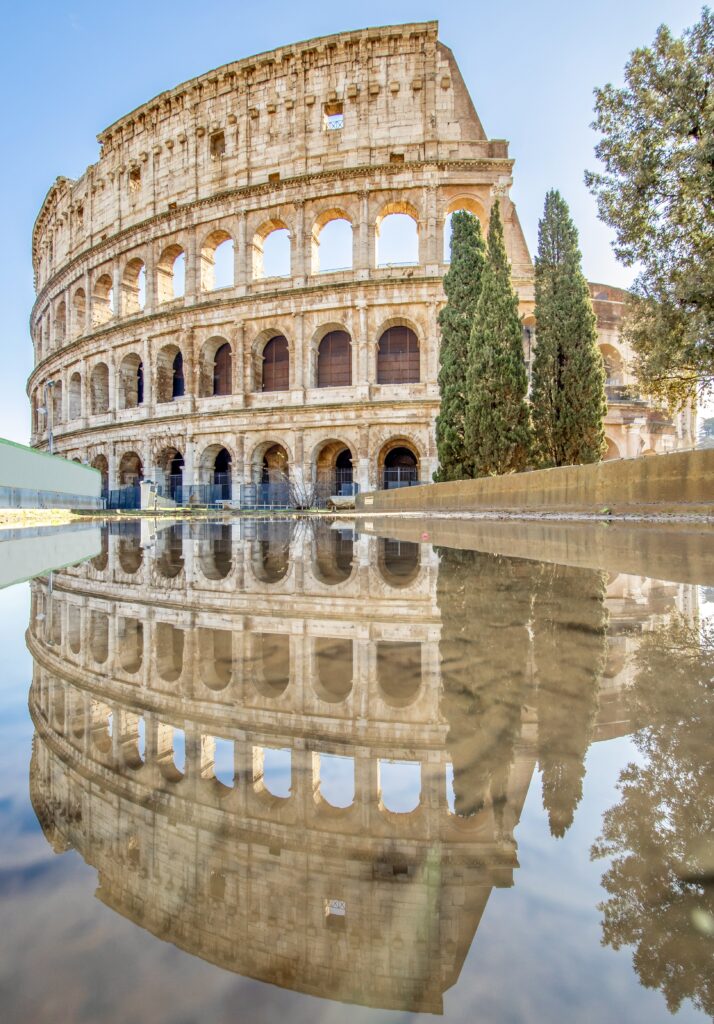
[437,548,536,819]
[592,617,714,1017]
[533,564,608,837]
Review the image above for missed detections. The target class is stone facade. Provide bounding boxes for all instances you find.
[26,521,694,1010]
[26,22,693,497]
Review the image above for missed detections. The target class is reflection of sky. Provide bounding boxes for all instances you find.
[319,754,354,808]
[213,736,233,787]
[263,747,291,798]
[378,759,421,813]
[172,728,185,774]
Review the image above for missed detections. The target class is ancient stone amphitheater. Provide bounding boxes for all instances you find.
[27,22,695,502]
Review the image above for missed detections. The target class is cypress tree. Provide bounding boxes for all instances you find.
[434,211,486,481]
[531,190,607,466]
[465,202,532,476]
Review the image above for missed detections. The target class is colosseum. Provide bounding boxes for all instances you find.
[27,518,692,1010]
[27,21,695,502]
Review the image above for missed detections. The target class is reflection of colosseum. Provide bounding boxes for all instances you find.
[26,522,694,1011]
[27,23,693,501]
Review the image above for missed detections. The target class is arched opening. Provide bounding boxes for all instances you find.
[118,617,143,673]
[200,230,234,291]
[72,288,86,337]
[317,330,352,388]
[313,637,353,702]
[198,444,232,500]
[197,523,232,579]
[91,454,109,496]
[91,529,109,571]
[92,273,114,327]
[68,605,81,655]
[261,336,290,392]
[375,204,419,267]
[315,441,354,498]
[118,528,143,574]
[253,221,291,279]
[313,523,354,584]
[199,337,232,397]
[251,519,291,583]
[55,300,67,346]
[380,442,419,489]
[118,451,143,486]
[156,345,185,403]
[155,623,184,682]
[251,633,290,697]
[377,537,420,585]
[603,436,621,461]
[442,199,486,261]
[90,363,110,415]
[377,326,420,384]
[69,372,82,420]
[154,521,184,575]
[157,244,185,302]
[122,257,146,314]
[376,641,422,706]
[117,353,143,409]
[601,344,625,388]
[316,754,355,808]
[260,444,289,485]
[378,760,421,813]
[157,723,185,782]
[198,628,233,689]
[311,212,353,273]
[257,747,292,797]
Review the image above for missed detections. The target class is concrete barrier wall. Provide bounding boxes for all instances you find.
[356,450,714,515]
[0,438,102,509]
[0,524,102,589]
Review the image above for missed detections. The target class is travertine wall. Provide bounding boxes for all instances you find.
[26,23,689,497]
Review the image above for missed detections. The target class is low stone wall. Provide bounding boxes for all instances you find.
[356,450,714,515]
[0,438,102,510]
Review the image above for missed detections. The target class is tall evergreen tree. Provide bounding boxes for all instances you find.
[465,202,532,476]
[531,191,607,466]
[435,211,486,481]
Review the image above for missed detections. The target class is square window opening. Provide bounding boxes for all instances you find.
[324,102,344,131]
[210,131,226,159]
[129,168,141,192]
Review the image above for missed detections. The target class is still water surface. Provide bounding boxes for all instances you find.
[0,517,711,1023]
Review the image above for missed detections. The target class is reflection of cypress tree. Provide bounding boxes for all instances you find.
[533,564,608,837]
[437,548,536,819]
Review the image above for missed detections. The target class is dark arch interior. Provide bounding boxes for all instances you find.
[383,446,418,488]
[317,330,351,388]
[377,326,419,384]
[262,336,289,392]
[172,351,185,398]
[213,343,232,395]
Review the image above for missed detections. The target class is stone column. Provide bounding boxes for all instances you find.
[144,247,156,314]
[184,227,198,303]
[291,312,305,399]
[357,190,370,277]
[232,322,244,405]
[112,263,122,318]
[292,200,306,284]
[237,211,248,291]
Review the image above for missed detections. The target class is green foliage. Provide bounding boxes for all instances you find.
[435,212,486,480]
[585,8,714,408]
[592,616,714,1017]
[531,191,607,466]
[465,203,532,476]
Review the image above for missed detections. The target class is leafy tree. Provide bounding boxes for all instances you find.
[465,202,532,475]
[698,414,714,440]
[435,212,486,480]
[585,9,714,408]
[592,616,714,1017]
[531,191,607,466]
[532,563,608,837]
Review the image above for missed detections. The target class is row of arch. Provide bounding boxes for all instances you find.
[34,196,487,354]
[32,324,423,430]
[36,681,455,816]
[85,435,419,497]
[44,607,425,709]
[84,522,422,588]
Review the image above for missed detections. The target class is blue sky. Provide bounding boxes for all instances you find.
[0,0,704,443]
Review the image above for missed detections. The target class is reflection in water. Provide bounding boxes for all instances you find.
[21,519,709,1019]
[592,617,714,1018]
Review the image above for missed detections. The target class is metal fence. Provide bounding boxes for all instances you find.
[106,485,141,510]
[381,468,420,490]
